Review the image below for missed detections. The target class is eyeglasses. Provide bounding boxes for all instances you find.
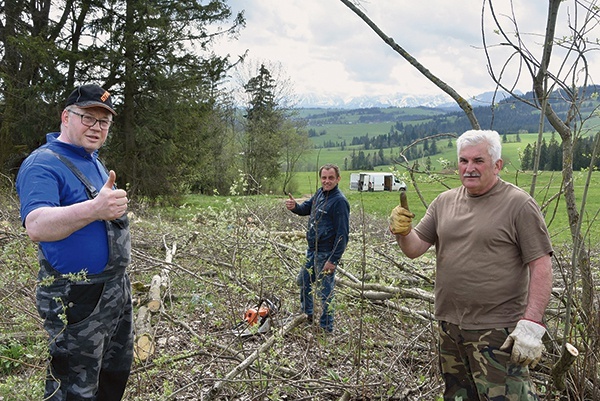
[67,109,113,130]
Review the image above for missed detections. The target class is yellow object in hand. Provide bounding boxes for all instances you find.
[389,191,415,236]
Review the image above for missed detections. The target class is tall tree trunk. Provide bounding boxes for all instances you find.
[532,0,596,342]
[122,0,138,194]
[0,0,24,172]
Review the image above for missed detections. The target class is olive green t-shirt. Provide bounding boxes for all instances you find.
[415,179,553,329]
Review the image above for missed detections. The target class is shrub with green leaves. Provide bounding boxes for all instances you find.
[0,342,25,375]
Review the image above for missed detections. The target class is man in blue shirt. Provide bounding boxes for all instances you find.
[286,164,350,333]
[16,84,133,401]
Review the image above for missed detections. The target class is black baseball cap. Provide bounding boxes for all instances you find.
[65,84,117,115]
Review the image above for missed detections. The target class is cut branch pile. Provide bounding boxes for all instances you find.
[3,198,597,400]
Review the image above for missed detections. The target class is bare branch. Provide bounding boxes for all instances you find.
[339,0,480,129]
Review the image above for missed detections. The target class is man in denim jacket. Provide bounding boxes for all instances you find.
[286,164,350,332]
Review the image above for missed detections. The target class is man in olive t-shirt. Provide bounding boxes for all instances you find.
[390,130,553,400]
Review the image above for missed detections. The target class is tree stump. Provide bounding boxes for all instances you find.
[551,342,579,391]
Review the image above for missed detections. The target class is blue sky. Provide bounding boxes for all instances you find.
[216,1,598,101]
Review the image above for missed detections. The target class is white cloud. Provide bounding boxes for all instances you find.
[216,1,600,100]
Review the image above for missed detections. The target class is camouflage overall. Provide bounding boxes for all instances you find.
[438,321,539,401]
[36,214,133,401]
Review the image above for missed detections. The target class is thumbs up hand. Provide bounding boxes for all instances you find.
[285,193,297,210]
[103,169,117,190]
[95,170,128,220]
[389,190,415,236]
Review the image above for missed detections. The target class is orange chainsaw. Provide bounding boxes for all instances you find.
[233,296,281,337]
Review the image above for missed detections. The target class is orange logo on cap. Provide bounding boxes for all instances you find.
[100,91,110,102]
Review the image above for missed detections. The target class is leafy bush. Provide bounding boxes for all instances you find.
[0,342,25,374]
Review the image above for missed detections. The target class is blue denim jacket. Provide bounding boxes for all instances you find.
[292,185,350,265]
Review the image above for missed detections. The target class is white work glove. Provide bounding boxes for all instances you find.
[500,319,546,367]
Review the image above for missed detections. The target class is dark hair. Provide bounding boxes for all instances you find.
[319,164,340,178]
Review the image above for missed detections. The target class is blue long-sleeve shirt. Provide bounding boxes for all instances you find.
[292,185,350,265]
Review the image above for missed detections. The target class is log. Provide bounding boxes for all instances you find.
[164,238,176,264]
[265,230,306,240]
[336,276,434,303]
[373,248,435,285]
[551,342,579,391]
[131,240,176,364]
[358,290,396,301]
[147,274,162,312]
[159,240,176,304]
[134,305,155,362]
[206,314,306,400]
[336,265,362,284]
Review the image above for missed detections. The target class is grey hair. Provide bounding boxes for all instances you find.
[456,130,502,162]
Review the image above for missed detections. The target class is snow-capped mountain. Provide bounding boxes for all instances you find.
[294,91,516,109]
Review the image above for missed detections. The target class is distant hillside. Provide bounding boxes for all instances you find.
[297,86,600,135]
[440,86,600,134]
[295,106,446,126]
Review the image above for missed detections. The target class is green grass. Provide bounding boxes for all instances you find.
[166,129,599,245]
[171,167,600,245]
[300,133,554,173]
[297,106,444,124]
[292,167,600,245]
[308,122,399,147]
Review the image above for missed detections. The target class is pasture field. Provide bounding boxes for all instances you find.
[295,106,444,120]
[300,132,556,173]
[176,127,599,245]
[287,168,600,245]
[308,122,394,148]
[177,167,600,245]
[306,116,445,148]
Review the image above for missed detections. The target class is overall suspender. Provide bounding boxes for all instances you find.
[39,148,110,199]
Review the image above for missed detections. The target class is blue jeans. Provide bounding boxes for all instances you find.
[298,250,335,332]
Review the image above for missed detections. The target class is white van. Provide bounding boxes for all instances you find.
[350,172,406,192]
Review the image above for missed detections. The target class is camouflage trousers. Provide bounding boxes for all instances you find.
[438,321,539,401]
[36,270,133,401]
